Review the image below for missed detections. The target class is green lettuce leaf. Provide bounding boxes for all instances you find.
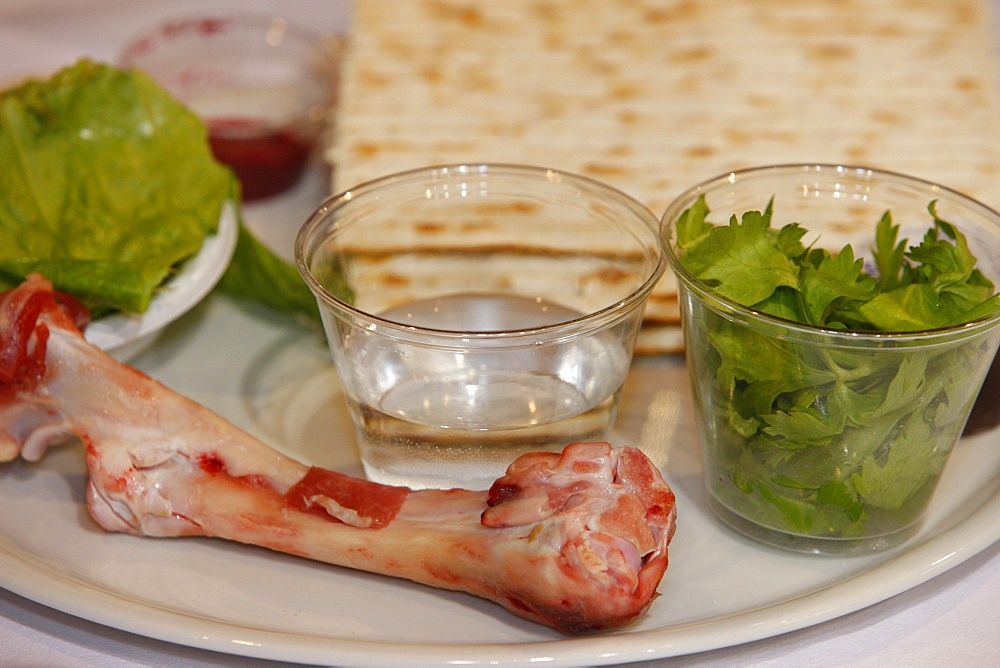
[218,221,323,321]
[0,59,234,313]
[0,59,330,324]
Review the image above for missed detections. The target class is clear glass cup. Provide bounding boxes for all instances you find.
[296,164,665,490]
[120,14,337,201]
[661,164,1000,554]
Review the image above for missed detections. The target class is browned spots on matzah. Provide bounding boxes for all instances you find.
[461,220,497,233]
[583,162,632,178]
[954,76,982,93]
[589,267,632,287]
[414,220,446,234]
[423,1,484,27]
[805,42,855,61]
[684,145,716,159]
[355,68,392,90]
[607,27,639,48]
[724,129,752,147]
[643,313,683,326]
[471,201,541,216]
[745,93,779,109]
[978,163,1000,179]
[870,109,908,126]
[352,143,382,159]
[605,144,634,159]
[609,83,642,102]
[536,91,568,119]
[372,38,420,64]
[420,65,445,87]
[351,140,416,160]
[845,144,870,162]
[464,69,498,93]
[427,139,479,152]
[574,49,620,79]
[669,46,714,64]
[763,129,801,144]
[647,293,680,309]
[379,272,410,288]
[948,1,979,25]
[650,176,674,198]
[617,110,641,125]
[842,205,873,229]
[528,0,559,23]
[674,74,702,96]
[539,23,567,51]
[644,0,701,23]
[484,120,528,138]
[361,255,392,267]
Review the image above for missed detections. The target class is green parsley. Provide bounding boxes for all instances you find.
[675,195,1000,541]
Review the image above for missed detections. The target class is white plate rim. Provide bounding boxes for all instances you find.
[0,428,997,666]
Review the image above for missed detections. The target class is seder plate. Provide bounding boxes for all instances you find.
[0,293,998,666]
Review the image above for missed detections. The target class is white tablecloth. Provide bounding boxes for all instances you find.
[0,1,997,665]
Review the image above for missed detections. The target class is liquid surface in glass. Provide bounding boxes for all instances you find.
[342,293,628,489]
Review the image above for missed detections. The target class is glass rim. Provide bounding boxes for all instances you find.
[295,162,667,340]
[660,163,1000,344]
[120,12,330,62]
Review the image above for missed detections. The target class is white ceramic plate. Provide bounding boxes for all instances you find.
[83,201,239,360]
[0,296,998,667]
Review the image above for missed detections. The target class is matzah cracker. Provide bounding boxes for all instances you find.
[327,0,1000,354]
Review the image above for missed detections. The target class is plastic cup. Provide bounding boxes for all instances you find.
[121,14,337,201]
[661,164,1000,554]
[296,164,665,490]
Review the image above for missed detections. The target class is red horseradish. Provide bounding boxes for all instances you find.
[207,118,311,201]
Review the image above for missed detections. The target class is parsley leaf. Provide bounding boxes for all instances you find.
[800,245,878,326]
[873,210,906,290]
[680,202,800,306]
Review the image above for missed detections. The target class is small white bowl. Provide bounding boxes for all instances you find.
[85,201,239,360]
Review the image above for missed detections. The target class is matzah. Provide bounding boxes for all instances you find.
[327,0,1000,354]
